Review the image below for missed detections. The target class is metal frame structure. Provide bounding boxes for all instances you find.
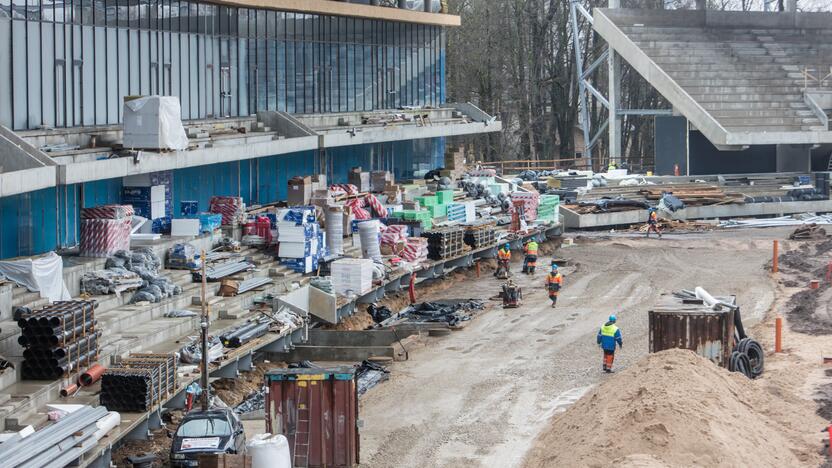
[569,0,672,169]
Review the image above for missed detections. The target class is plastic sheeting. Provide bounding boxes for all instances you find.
[122,96,189,151]
[0,252,70,302]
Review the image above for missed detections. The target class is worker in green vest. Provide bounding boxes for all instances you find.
[597,315,623,373]
[522,240,539,275]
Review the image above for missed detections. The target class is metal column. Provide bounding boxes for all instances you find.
[607,0,622,168]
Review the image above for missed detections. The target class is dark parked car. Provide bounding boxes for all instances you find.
[169,408,246,467]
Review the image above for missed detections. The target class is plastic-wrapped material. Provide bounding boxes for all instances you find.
[358,220,382,262]
[325,207,344,255]
[247,434,291,468]
[122,96,189,150]
[0,252,71,302]
[81,268,143,296]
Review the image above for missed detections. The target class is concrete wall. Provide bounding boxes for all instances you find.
[776,145,812,173]
[689,131,776,175]
[654,116,688,176]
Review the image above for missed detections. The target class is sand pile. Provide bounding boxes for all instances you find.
[523,349,822,468]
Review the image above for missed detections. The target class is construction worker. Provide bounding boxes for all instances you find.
[495,243,512,278]
[522,239,539,275]
[646,207,662,239]
[608,160,617,172]
[545,264,563,308]
[597,315,623,373]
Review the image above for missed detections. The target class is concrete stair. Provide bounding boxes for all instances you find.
[609,20,830,136]
[0,245,309,430]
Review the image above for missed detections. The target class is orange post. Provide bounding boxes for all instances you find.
[772,240,779,273]
[828,424,832,458]
[775,317,783,353]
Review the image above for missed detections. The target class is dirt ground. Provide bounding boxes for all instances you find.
[358,229,789,468]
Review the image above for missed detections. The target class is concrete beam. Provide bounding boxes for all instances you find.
[320,121,502,149]
[207,0,461,27]
[280,345,394,362]
[306,329,410,347]
[0,166,57,197]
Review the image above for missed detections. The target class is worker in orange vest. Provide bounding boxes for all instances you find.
[545,264,563,308]
[495,243,512,278]
[646,207,662,239]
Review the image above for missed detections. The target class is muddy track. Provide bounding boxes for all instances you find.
[358,232,778,468]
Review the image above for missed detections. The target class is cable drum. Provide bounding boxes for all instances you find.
[736,338,764,378]
[325,207,344,256]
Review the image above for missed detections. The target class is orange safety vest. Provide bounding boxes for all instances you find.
[498,249,511,261]
[547,272,563,295]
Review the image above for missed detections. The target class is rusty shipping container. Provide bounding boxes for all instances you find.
[266,367,358,467]
[649,295,736,367]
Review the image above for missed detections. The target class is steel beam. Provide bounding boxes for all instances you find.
[210,360,239,379]
[238,352,253,372]
[124,419,149,441]
[147,409,162,430]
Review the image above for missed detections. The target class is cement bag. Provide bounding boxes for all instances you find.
[247,433,291,468]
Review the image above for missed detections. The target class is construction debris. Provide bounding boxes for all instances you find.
[356,360,390,396]
[395,299,484,327]
[789,223,827,240]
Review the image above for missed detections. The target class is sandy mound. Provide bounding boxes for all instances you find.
[523,349,822,468]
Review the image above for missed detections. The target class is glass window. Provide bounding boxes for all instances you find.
[188,1,197,33]
[238,8,247,37]
[176,418,232,438]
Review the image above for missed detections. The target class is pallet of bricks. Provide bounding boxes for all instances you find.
[463,220,496,249]
[100,353,177,412]
[18,301,100,380]
[422,226,465,260]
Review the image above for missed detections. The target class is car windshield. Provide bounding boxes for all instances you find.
[176,417,232,437]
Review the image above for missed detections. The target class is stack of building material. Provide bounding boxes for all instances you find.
[401,237,428,262]
[194,258,255,282]
[209,196,246,225]
[100,353,177,412]
[395,209,432,229]
[463,220,497,248]
[124,172,173,233]
[288,176,313,206]
[537,194,560,222]
[423,226,465,260]
[277,207,326,274]
[447,201,476,223]
[80,205,134,257]
[325,207,344,256]
[220,319,270,348]
[348,168,371,192]
[0,405,111,467]
[80,269,144,295]
[331,258,375,295]
[18,301,99,380]
[510,191,540,220]
[371,171,393,192]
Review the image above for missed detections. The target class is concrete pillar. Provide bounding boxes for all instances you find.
[608,0,622,166]
[785,0,797,12]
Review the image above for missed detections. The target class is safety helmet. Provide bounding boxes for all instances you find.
[504,243,510,250]
[609,314,617,323]
[551,263,558,270]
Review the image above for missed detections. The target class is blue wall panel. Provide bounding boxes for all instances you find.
[0,187,60,259]
[82,179,122,208]
[173,162,242,214]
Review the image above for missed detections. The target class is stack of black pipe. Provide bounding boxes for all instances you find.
[220,320,270,348]
[422,227,465,260]
[100,353,177,412]
[18,301,99,380]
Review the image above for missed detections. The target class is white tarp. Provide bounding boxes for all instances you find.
[0,252,71,302]
[123,96,189,150]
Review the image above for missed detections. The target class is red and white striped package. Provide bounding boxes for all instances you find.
[80,204,135,220]
[364,194,388,218]
[209,196,245,225]
[380,225,409,246]
[329,184,359,196]
[510,192,540,220]
[79,218,132,257]
[400,237,428,262]
[345,198,371,220]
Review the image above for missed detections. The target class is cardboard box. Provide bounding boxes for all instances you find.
[288,176,312,206]
[312,174,327,191]
[348,167,371,192]
[371,171,393,192]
